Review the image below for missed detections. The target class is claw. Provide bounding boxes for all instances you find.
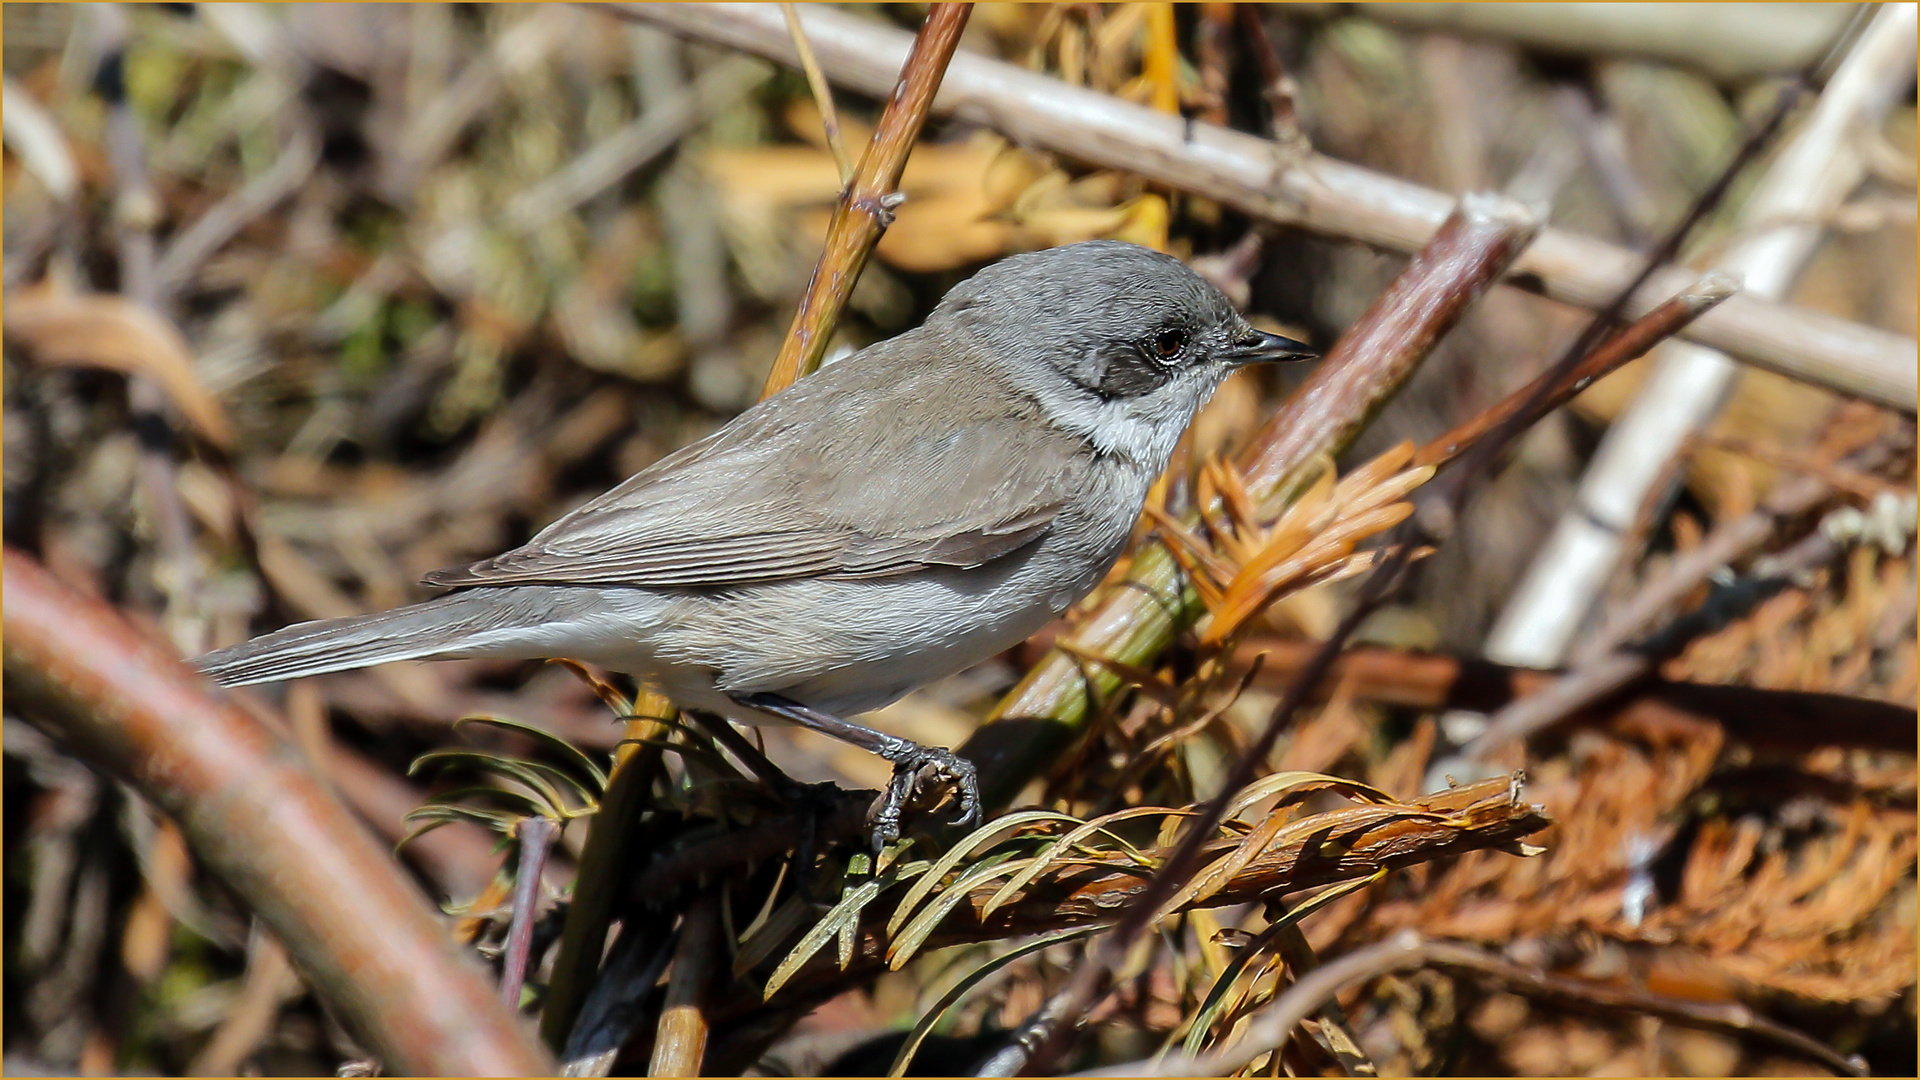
[868,744,981,849]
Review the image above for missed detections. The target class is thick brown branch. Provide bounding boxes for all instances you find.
[2,550,554,1077]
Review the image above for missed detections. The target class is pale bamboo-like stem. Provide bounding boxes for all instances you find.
[617,2,1916,411]
[1483,4,1918,670]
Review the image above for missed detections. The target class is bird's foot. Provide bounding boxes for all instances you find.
[870,742,982,852]
[731,692,983,853]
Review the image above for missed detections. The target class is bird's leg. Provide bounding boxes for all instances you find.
[733,692,982,850]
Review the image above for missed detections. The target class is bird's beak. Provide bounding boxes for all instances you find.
[1225,327,1317,365]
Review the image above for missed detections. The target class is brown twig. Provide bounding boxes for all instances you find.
[2,550,555,1075]
[1453,500,1875,766]
[758,3,974,397]
[1237,193,1545,503]
[1413,272,1740,470]
[1088,930,1864,1078]
[499,816,559,1010]
[1196,636,1917,754]
[619,2,1917,411]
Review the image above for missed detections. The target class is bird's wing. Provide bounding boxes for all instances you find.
[421,359,1089,591]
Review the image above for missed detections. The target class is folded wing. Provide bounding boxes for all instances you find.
[422,361,1088,591]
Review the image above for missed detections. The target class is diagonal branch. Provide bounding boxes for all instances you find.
[2,549,555,1076]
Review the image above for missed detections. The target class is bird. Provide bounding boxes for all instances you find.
[195,240,1315,844]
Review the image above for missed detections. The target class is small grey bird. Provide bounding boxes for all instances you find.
[196,240,1313,841]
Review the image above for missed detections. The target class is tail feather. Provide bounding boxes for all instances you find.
[195,592,506,686]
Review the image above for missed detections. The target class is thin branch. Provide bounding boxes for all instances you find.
[499,816,560,1010]
[2,549,555,1076]
[1413,272,1739,470]
[781,2,852,184]
[1207,637,1915,754]
[758,2,974,397]
[1453,475,1897,765]
[617,2,1916,411]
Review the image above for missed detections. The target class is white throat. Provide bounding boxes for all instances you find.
[1020,365,1228,472]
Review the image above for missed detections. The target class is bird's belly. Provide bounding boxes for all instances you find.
[645,548,1113,718]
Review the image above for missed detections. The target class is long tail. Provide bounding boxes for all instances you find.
[195,590,526,686]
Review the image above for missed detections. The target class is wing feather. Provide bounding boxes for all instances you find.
[422,347,1090,591]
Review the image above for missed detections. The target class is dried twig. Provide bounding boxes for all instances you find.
[758,2,974,396]
[1205,636,1917,754]
[2,550,555,1076]
[619,2,1917,411]
[1413,272,1739,470]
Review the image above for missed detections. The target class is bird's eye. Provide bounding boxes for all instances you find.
[1153,327,1191,360]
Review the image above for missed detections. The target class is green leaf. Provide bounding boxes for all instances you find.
[453,714,610,794]
[887,925,1103,1077]
[422,785,551,818]
[981,805,1171,917]
[886,810,1084,938]
[408,749,573,818]
[764,859,930,999]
